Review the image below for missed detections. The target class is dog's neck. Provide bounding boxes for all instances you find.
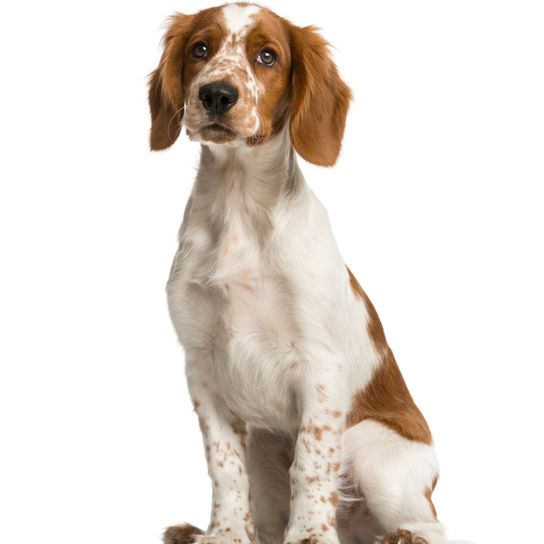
[196,128,304,203]
[192,127,306,241]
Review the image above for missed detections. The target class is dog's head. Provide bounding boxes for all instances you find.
[148,3,351,166]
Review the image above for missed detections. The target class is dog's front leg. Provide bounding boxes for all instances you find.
[188,373,255,544]
[285,377,347,544]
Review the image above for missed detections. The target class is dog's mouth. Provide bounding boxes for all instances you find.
[186,119,265,146]
[199,122,239,143]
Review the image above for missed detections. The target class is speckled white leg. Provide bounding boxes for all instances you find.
[188,365,256,544]
[284,377,348,544]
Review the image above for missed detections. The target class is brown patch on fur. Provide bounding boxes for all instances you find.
[425,486,438,519]
[163,524,203,544]
[285,23,352,166]
[329,491,339,507]
[231,419,248,438]
[231,419,248,454]
[315,384,327,400]
[197,415,210,437]
[309,422,323,440]
[377,529,429,544]
[422,475,439,519]
[346,268,433,445]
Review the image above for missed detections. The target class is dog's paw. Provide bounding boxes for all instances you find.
[163,524,204,544]
[375,530,429,544]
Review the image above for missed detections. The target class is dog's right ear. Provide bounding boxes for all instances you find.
[148,13,195,151]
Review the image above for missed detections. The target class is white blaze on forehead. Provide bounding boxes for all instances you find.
[222,3,261,35]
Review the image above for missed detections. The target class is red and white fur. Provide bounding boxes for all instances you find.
[148,4,461,544]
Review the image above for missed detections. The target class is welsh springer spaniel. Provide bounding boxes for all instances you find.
[148,3,459,544]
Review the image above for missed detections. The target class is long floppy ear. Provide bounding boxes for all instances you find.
[288,25,352,166]
[148,13,195,151]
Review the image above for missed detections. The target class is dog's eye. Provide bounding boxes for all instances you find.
[192,43,209,60]
[256,49,277,67]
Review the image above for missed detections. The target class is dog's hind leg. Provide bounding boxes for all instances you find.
[344,420,445,544]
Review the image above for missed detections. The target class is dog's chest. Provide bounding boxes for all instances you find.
[173,221,299,430]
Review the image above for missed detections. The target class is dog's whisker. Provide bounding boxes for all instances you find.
[166,104,185,142]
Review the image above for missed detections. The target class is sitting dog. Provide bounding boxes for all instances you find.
[149,3,454,544]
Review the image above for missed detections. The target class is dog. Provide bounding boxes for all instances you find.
[148,3,454,544]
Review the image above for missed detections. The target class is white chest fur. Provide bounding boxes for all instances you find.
[166,135,381,432]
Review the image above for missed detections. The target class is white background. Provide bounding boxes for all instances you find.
[1,1,543,543]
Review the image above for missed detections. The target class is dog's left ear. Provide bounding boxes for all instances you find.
[148,13,195,151]
[287,24,352,167]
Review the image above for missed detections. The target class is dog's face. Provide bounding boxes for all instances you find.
[148,3,351,166]
[182,4,291,146]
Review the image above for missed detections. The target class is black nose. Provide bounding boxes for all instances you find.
[199,82,239,115]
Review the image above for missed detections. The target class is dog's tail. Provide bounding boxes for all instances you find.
[163,524,204,544]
